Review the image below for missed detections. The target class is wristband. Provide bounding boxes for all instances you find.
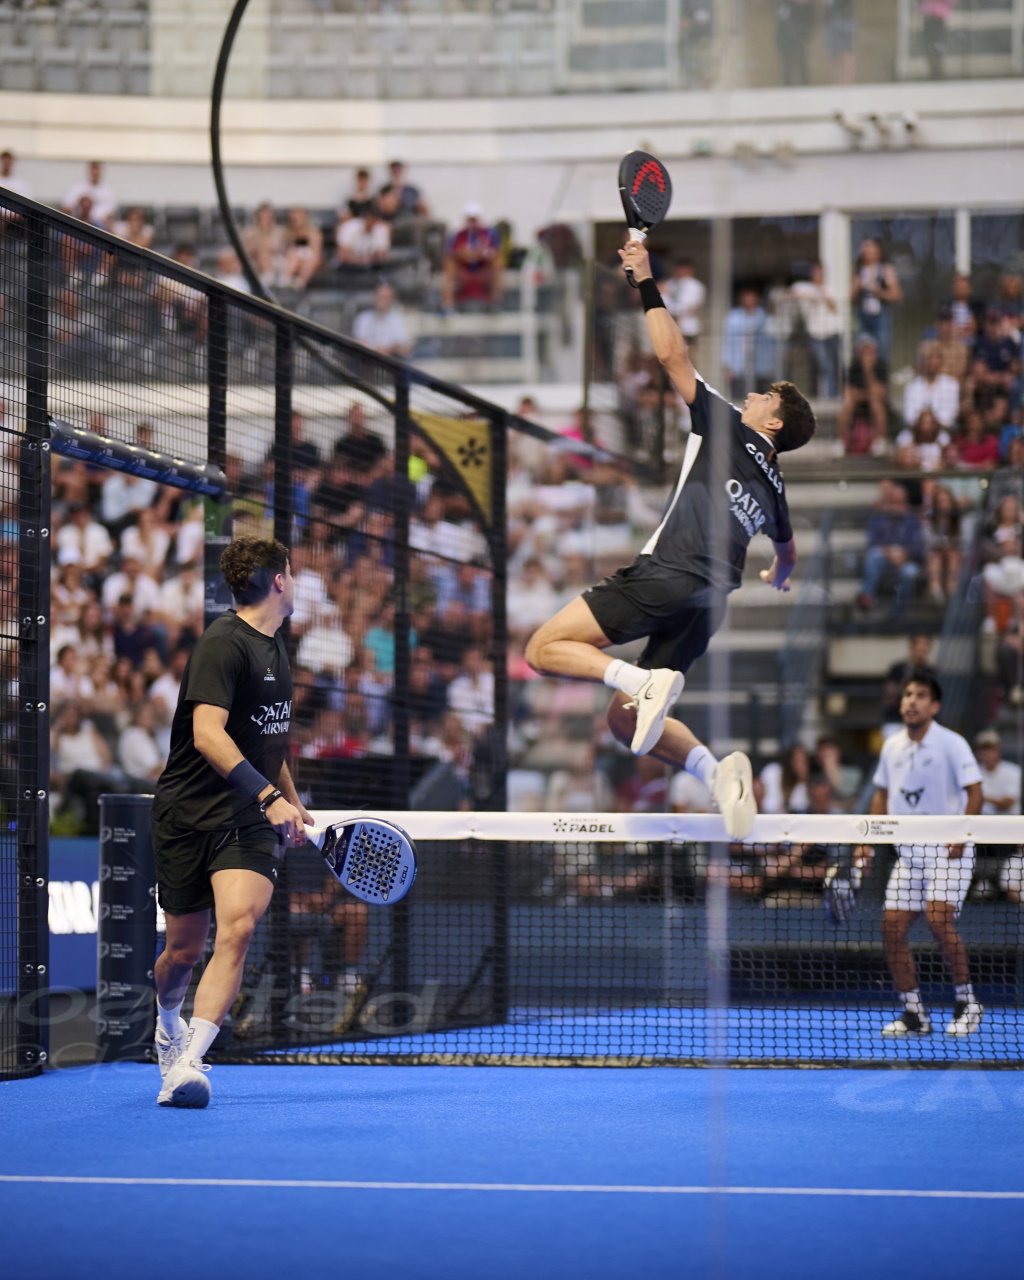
[639,278,666,313]
[226,759,271,803]
[258,788,284,818]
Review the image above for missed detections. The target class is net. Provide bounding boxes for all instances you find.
[215,811,1024,1068]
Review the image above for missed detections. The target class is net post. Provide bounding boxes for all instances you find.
[489,408,510,1021]
[17,206,52,1075]
[391,370,413,998]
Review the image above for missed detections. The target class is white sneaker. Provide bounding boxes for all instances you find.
[628,669,684,756]
[711,752,757,839]
[157,1057,211,1109]
[946,1000,983,1036]
[155,1016,189,1081]
[881,1009,932,1036]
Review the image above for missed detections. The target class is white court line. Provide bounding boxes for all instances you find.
[0,1175,1022,1200]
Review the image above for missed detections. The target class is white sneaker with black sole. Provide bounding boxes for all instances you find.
[946,1000,983,1036]
[155,1016,190,1080]
[628,669,684,756]
[711,752,757,840]
[157,1057,211,1109]
[881,1009,932,1036]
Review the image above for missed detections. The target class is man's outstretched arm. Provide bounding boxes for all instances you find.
[619,241,697,404]
[760,539,798,592]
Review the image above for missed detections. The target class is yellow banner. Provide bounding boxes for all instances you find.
[412,411,493,529]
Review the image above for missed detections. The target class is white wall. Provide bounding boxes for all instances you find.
[2,79,1023,236]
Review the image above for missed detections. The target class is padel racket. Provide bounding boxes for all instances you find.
[824,863,862,926]
[618,150,673,287]
[305,817,417,905]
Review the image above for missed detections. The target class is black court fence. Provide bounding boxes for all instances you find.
[2,186,618,1075]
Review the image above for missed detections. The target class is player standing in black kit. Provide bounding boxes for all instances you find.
[152,537,311,1108]
[527,241,816,838]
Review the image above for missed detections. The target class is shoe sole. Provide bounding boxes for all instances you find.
[630,673,684,756]
[714,752,756,839]
[946,1018,983,1036]
[158,1077,211,1109]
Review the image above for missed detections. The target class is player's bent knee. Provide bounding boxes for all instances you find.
[524,628,550,676]
[165,942,205,970]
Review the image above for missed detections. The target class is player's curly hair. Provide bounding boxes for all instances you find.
[220,537,289,606]
[770,381,817,453]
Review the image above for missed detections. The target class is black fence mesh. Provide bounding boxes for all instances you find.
[216,832,1023,1067]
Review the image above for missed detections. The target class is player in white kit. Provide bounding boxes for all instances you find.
[857,670,984,1036]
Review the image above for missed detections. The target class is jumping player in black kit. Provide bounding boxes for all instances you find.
[151,537,312,1108]
[527,241,816,838]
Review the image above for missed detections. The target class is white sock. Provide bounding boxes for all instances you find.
[183,1016,220,1062]
[900,989,925,1016]
[685,745,719,790]
[156,999,184,1039]
[955,984,974,1005]
[602,658,649,698]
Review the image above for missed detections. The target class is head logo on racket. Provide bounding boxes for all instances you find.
[618,150,673,287]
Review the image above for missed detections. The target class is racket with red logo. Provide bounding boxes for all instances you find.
[304,817,417,905]
[618,150,673,288]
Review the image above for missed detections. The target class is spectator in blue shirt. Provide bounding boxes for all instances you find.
[972,309,1020,399]
[723,285,775,401]
[857,480,925,615]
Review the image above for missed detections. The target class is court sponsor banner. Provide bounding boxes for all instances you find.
[312,811,1024,846]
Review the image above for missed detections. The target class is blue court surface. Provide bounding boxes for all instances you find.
[322,1004,1024,1064]
[2,1063,1023,1280]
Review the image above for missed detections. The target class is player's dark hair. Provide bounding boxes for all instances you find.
[221,537,289,606]
[770,381,817,453]
[902,667,942,704]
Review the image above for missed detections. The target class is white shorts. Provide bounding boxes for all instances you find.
[999,853,1024,897]
[884,845,976,914]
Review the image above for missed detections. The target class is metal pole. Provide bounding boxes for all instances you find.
[17,207,52,1074]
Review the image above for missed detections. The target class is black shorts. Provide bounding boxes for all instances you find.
[153,811,280,916]
[583,557,727,673]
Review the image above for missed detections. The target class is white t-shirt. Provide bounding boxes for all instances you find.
[980,758,1022,816]
[353,307,409,353]
[873,722,982,817]
[336,218,391,263]
[663,275,706,338]
[63,179,117,227]
[903,374,961,431]
[669,771,713,812]
[101,571,163,615]
[791,281,843,340]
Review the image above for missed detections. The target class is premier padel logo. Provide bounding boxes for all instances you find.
[900,787,925,809]
[632,161,666,195]
[553,819,615,834]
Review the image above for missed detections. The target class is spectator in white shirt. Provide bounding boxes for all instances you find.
[974,729,1021,815]
[1,148,32,202]
[289,540,332,637]
[446,646,495,735]
[791,261,843,399]
[120,507,171,578]
[101,471,159,533]
[148,648,189,754]
[117,702,166,782]
[101,557,163,617]
[506,557,559,630]
[336,205,391,270]
[662,256,706,347]
[51,645,96,707]
[353,283,410,358]
[903,342,961,430]
[174,502,205,567]
[895,408,950,473]
[62,160,117,230]
[160,564,204,640]
[55,503,114,572]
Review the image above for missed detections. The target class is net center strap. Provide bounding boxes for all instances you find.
[312,812,1024,847]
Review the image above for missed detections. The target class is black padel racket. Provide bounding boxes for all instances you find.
[305,817,417,905]
[618,150,673,287]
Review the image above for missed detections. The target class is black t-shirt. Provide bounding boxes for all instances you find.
[645,376,794,590]
[153,612,293,830]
